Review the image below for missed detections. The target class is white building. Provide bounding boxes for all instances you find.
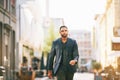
[94,0,120,69]
[16,0,44,68]
[70,30,94,71]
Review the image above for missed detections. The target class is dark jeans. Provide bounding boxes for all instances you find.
[56,69,74,80]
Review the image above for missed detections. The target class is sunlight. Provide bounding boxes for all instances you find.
[49,0,106,30]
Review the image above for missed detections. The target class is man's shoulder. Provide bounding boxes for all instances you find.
[53,38,76,43]
[53,38,60,43]
[68,37,76,42]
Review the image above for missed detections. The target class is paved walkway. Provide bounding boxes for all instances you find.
[35,77,48,80]
[35,72,95,80]
[35,77,57,80]
[73,72,94,80]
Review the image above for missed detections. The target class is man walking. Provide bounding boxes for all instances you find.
[47,25,79,80]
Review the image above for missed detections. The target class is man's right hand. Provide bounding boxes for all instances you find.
[48,70,53,79]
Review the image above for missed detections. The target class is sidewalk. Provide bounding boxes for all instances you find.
[35,77,56,80]
[73,72,94,80]
[35,77,48,80]
[35,72,95,80]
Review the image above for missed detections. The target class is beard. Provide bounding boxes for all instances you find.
[61,34,68,38]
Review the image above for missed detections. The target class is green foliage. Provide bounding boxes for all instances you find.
[92,61,102,71]
[30,51,34,56]
[42,21,58,56]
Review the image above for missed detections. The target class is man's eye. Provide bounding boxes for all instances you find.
[61,30,64,32]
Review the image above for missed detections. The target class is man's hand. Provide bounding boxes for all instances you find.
[48,70,53,79]
[69,60,77,66]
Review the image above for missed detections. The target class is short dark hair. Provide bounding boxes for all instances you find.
[59,25,68,31]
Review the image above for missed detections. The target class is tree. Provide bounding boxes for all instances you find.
[42,20,59,56]
[92,61,102,75]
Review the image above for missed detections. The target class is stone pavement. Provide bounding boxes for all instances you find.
[73,72,94,80]
[35,72,95,80]
[35,77,48,80]
[35,77,56,80]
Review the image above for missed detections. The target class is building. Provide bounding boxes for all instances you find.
[16,0,44,74]
[94,0,120,69]
[70,30,94,71]
[94,14,107,68]
[42,17,64,37]
[0,0,16,79]
[42,17,64,66]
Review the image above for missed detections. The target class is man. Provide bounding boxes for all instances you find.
[47,25,79,80]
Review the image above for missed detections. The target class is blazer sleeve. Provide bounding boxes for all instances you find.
[73,40,79,62]
[47,41,56,70]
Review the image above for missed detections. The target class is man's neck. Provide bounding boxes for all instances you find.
[61,37,67,43]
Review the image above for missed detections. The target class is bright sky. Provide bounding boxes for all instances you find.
[49,0,106,30]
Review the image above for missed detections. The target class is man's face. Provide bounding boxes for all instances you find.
[59,27,68,38]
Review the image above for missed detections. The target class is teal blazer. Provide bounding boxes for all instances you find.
[47,38,79,75]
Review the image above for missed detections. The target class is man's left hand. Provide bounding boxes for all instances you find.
[69,60,77,66]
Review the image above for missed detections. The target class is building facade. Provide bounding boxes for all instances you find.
[70,30,94,71]
[0,0,16,80]
[94,0,120,69]
[16,0,45,74]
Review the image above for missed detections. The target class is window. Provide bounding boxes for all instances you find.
[0,0,4,8]
[11,0,15,7]
[112,42,120,51]
[4,0,9,11]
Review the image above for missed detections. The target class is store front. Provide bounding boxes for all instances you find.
[0,22,16,80]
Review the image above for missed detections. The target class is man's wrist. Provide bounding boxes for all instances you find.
[48,70,52,74]
[74,60,77,63]
[48,70,53,79]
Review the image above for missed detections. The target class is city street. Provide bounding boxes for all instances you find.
[35,77,48,80]
[35,72,95,80]
[1,0,120,80]
[73,72,94,80]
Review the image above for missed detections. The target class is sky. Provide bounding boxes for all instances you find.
[49,0,106,30]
